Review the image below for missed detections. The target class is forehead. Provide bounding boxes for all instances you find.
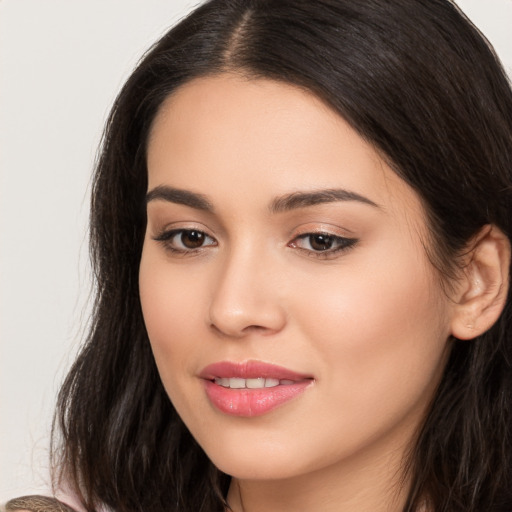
[147,73,424,223]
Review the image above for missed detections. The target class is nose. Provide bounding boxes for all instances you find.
[208,247,287,338]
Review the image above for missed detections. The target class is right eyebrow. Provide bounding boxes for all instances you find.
[146,185,214,212]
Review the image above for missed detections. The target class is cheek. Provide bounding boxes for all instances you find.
[292,238,451,425]
[310,265,445,355]
[139,249,203,384]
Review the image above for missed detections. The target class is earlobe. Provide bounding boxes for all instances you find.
[450,225,510,341]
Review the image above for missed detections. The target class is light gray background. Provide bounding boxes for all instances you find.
[1,0,511,503]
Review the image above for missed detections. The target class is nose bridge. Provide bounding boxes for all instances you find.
[208,239,286,337]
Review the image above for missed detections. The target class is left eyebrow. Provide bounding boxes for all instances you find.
[270,188,380,213]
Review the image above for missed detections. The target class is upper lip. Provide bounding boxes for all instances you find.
[199,360,313,381]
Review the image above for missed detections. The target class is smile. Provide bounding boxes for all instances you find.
[200,361,314,417]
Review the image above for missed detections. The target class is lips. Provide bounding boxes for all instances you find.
[199,361,314,417]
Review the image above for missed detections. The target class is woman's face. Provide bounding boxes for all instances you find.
[139,74,454,482]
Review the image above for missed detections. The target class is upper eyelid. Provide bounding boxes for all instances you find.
[288,223,355,239]
[291,232,357,247]
[151,221,215,236]
[151,222,356,244]
[152,227,351,241]
[294,232,352,240]
[153,227,216,241]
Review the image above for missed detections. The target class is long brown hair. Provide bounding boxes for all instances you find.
[53,1,512,510]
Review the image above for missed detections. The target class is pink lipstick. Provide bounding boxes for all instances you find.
[200,361,314,417]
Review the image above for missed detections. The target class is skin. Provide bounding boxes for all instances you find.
[139,74,457,512]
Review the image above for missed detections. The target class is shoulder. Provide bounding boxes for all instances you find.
[4,496,79,512]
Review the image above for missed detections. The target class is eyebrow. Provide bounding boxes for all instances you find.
[269,189,380,213]
[145,185,379,213]
[146,185,214,212]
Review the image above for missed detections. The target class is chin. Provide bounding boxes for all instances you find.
[196,429,310,480]
[211,454,302,481]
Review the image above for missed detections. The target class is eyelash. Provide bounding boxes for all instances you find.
[153,229,217,255]
[289,232,358,259]
[153,229,358,259]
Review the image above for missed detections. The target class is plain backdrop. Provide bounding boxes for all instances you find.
[1,0,511,503]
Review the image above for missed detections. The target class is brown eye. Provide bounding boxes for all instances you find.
[153,228,217,253]
[290,232,358,256]
[309,234,334,251]
[180,230,206,249]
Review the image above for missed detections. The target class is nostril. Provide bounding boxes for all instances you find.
[208,287,287,337]
[209,321,279,338]
[242,324,268,333]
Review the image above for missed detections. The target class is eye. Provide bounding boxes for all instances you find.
[289,232,357,256]
[153,229,217,253]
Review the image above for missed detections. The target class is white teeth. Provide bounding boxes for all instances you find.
[213,377,294,389]
[264,378,280,388]
[246,378,265,389]
[229,377,246,389]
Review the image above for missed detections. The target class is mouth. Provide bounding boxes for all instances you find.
[213,377,298,389]
[200,360,314,417]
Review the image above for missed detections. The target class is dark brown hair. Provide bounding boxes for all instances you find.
[53,1,512,510]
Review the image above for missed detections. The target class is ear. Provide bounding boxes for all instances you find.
[450,225,510,340]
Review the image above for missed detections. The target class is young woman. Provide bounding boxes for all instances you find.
[7,0,512,511]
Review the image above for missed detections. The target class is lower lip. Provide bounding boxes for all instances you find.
[203,380,312,417]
